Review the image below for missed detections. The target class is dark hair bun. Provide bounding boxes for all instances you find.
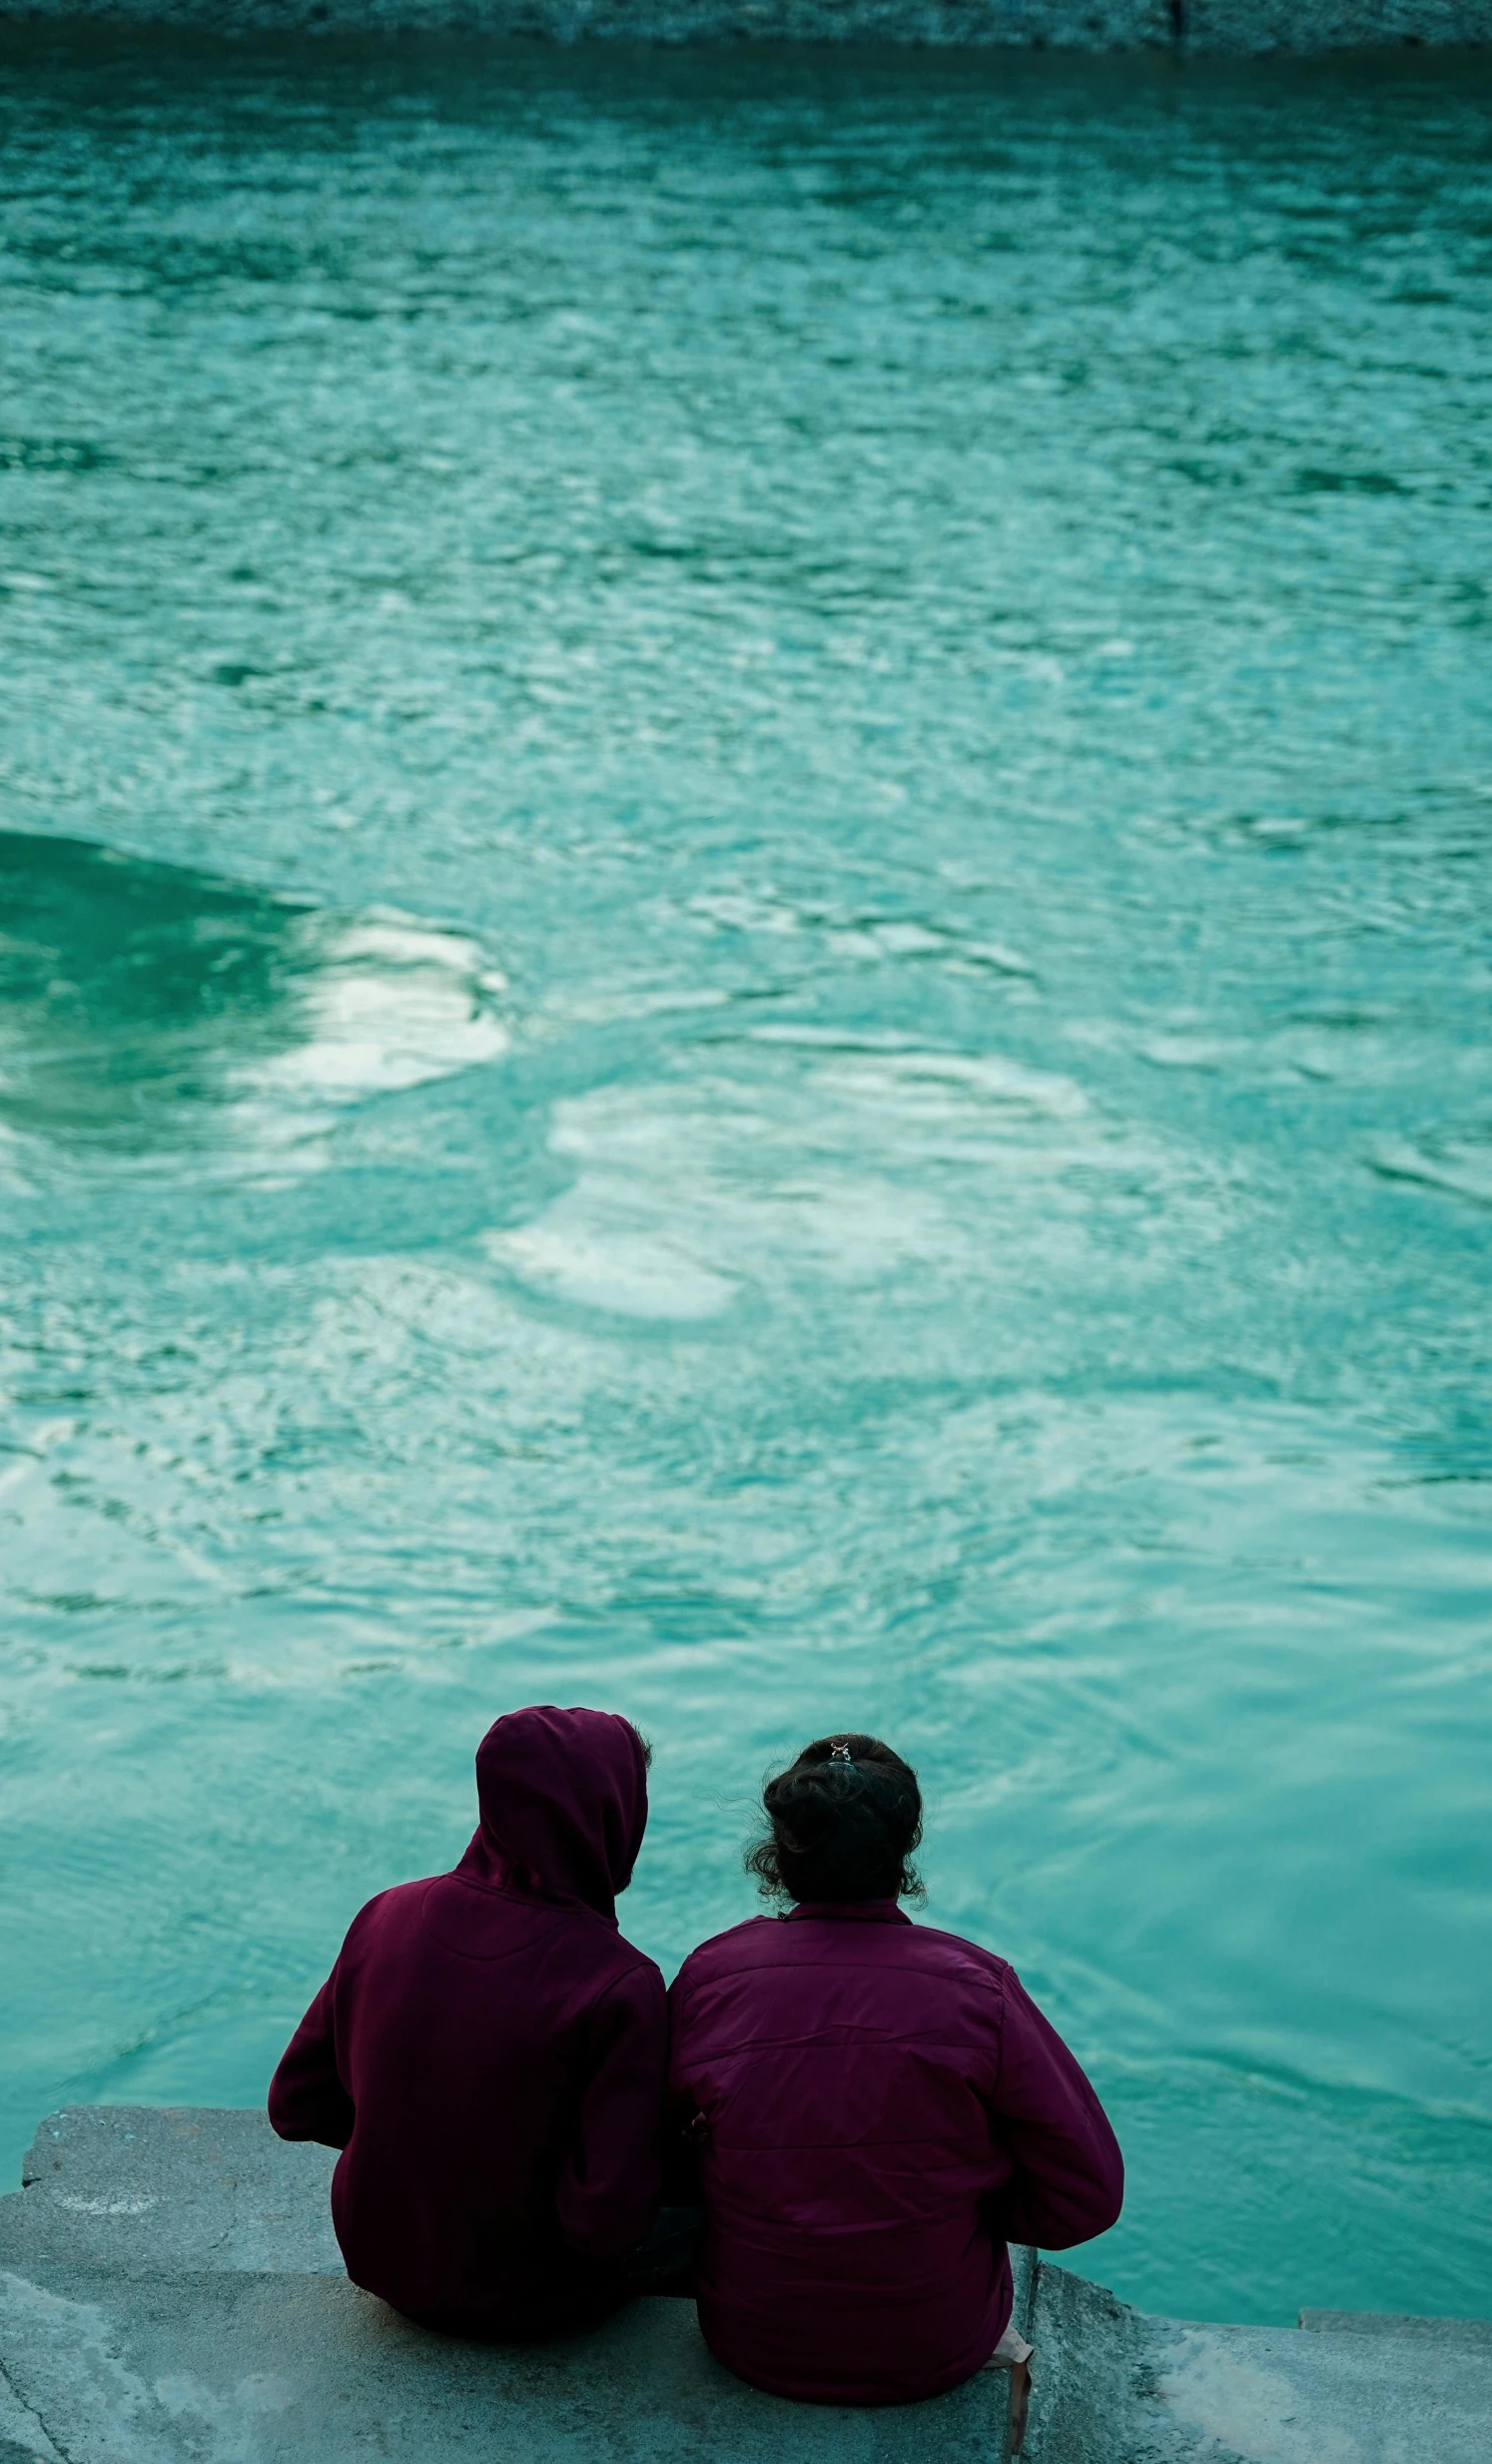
[745,1734,923,1905]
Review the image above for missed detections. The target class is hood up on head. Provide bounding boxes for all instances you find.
[457,1705,649,1924]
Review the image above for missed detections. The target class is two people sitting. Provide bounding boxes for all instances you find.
[269,1704,1121,2422]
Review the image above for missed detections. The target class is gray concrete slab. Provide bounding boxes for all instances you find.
[0,2267,1015,2464]
[1028,2259,1492,2464]
[7,2109,339,2277]
[1300,2308,1492,2347]
[0,2113,1027,2462]
[2,2109,1489,2464]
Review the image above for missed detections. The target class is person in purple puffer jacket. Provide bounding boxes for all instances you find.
[667,1733,1122,2423]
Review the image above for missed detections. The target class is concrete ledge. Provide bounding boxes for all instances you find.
[1029,2257,1492,2462]
[0,0,1488,48]
[1300,2308,1492,2346]
[0,2266,1023,2464]
[10,2108,340,2279]
[1,2109,1489,2463]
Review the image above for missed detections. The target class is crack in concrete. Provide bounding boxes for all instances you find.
[0,2347,71,2464]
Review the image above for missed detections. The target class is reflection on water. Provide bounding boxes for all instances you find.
[0,832,505,1166]
[0,35,1489,2329]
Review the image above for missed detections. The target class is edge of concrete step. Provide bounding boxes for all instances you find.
[3,2108,1490,2464]
[1299,2307,1492,2346]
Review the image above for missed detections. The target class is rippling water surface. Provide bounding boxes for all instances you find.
[1,31,1489,2323]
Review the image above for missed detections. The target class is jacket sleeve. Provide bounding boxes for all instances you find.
[986,1968,1123,2250]
[658,1960,706,2205]
[267,1974,356,2150]
[554,1960,668,2259]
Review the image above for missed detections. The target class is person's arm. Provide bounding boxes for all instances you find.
[658,1961,709,2205]
[986,1968,1123,2249]
[657,2089,706,2207]
[267,1974,356,2150]
[554,1961,668,2258]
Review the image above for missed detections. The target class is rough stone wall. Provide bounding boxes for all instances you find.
[0,0,1487,48]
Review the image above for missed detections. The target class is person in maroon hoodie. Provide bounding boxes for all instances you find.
[268,1704,667,2337]
[667,1733,1122,2425]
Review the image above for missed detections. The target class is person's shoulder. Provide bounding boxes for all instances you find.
[339,1875,437,1956]
[351,1876,432,1928]
[607,1928,666,1993]
[899,1918,1013,1994]
[352,1872,440,1932]
[670,1916,781,1993]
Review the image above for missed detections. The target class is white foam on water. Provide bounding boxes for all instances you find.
[490,1219,739,1322]
[813,1047,1091,1121]
[482,1029,1217,1324]
[0,834,511,1178]
[483,1071,963,1322]
[230,912,507,1152]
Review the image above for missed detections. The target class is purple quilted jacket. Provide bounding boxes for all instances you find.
[669,1900,1122,2405]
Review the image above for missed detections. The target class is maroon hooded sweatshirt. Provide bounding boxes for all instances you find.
[268,1706,666,2336]
[668,1902,1122,2405]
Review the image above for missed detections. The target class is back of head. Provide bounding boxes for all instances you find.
[467,1705,650,1922]
[746,1733,923,1905]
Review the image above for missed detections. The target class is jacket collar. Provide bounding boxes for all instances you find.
[784,1898,912,1926]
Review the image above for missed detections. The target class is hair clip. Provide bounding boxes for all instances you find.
[829,1741,853,1762]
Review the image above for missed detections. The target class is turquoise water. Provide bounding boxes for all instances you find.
[1,31,1489,2326]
